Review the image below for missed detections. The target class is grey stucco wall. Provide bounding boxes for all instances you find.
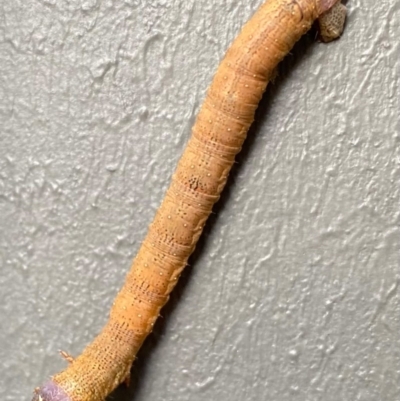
[0,1,399,400]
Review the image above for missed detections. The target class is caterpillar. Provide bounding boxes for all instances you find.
[32,1,346,401]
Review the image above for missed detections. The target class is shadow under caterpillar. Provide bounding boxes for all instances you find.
[33,1,347,401]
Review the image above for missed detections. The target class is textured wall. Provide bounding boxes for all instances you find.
[0,1,399,400]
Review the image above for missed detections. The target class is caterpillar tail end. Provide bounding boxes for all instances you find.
[32,381,71,401]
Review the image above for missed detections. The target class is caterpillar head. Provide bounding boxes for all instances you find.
[317,0,347,42]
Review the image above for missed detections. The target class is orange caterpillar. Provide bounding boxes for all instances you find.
[33,1,346,401]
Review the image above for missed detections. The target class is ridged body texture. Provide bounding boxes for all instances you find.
[33,1,344,401]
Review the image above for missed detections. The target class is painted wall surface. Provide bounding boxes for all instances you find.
[0,1,399,400]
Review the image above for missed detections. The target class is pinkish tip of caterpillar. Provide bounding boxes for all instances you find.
[32,381,71,401]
